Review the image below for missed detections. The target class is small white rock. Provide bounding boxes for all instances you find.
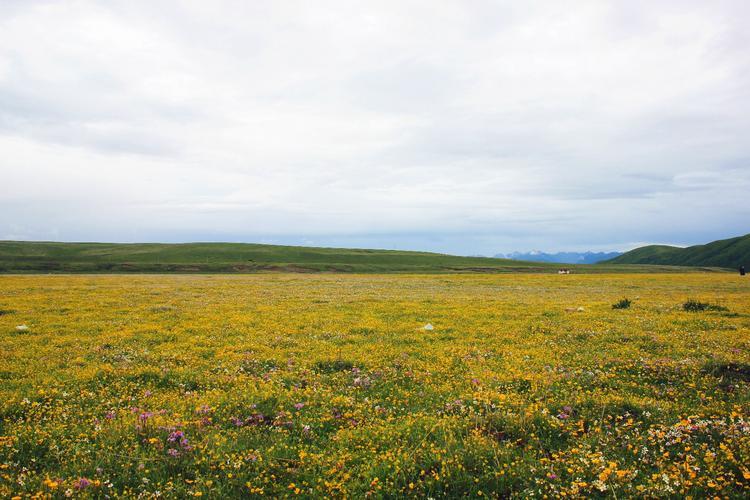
[423,323,434,331]
[15,324,29,332]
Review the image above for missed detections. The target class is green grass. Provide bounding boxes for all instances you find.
[605,233,750,268]
[0,240,729,274]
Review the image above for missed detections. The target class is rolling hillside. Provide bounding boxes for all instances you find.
[0,241,723,274]
[604,233,750,268]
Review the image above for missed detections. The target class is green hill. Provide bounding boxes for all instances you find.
[604,233,750,268]
[0,240,723,274]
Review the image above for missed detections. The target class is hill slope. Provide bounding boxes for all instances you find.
[0,241,559,273]
[0,240,721,274]
[605,234,750,268]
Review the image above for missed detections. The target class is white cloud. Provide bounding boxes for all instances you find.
[1,0,749,253]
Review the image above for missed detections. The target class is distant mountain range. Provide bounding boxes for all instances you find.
[495,251,622,264]
[604,233,750,268]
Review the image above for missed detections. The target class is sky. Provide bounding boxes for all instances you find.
[1,0,749,255]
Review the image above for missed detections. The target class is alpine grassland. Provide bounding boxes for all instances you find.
[1,273,748,497]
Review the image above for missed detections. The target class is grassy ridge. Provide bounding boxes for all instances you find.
[0,241,553,273]
[605,233,750,268]
[0,240,728,273]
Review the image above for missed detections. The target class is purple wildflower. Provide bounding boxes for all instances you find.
[167,430,185,442]
[74,478,91,490]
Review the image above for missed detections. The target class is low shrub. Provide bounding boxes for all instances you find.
[683,299,728,312]
[612,298,631,309]
[702,361,750,382]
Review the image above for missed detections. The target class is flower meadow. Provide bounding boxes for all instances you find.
[0,273,748,498]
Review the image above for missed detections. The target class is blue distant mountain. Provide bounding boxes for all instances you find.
[495,251,622,264]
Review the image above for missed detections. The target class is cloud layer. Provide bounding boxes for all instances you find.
[1,1,749,254]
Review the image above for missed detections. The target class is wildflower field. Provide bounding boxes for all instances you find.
[1,274,748,498]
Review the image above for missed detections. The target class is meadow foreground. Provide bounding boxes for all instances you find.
[1,274,748,498]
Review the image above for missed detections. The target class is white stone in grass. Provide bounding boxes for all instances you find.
[423,323,434,331]
[15,324,29,332]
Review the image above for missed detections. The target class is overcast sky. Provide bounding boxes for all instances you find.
[1,1,749,255]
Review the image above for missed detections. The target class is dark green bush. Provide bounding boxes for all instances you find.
[612,298,631,309]
[683,299,728,312]
[702,361,750,382]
